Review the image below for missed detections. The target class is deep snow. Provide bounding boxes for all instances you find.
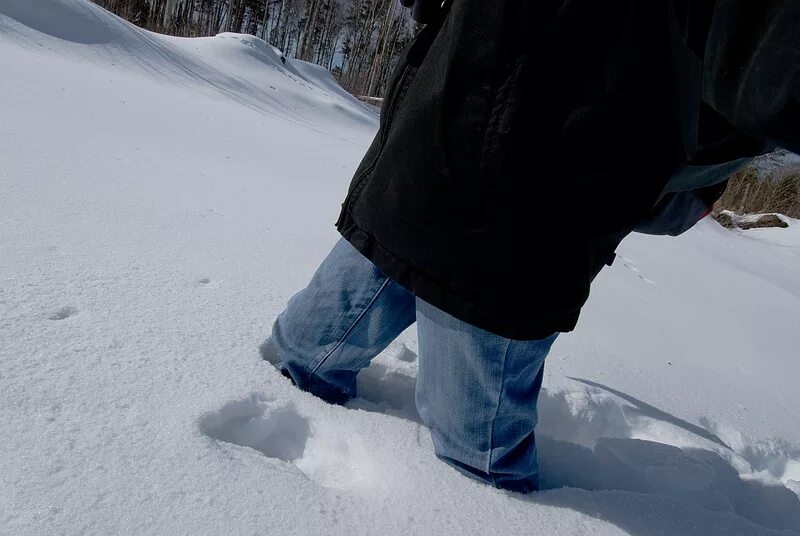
[1,1,799,535]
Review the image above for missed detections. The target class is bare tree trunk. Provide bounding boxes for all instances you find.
[365,0,394,95]
[299,0,317,60]
[92,0,414,98]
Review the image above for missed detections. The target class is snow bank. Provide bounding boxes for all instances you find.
[0,0,376,133]
[1,1,798,535]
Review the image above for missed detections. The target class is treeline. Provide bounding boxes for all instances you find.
[91,0,417,97]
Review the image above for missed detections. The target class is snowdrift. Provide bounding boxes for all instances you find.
[0,0,376,132]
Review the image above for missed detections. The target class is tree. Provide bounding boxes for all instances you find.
[91,0,416,97]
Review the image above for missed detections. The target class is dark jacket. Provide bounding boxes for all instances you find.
[336,0,800,340]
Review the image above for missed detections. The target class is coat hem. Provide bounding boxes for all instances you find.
[337,223,577,341]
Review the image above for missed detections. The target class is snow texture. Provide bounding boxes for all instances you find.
[1,1,799,534]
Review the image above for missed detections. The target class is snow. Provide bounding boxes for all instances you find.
[751,150,800,179]
[1,1,799,534]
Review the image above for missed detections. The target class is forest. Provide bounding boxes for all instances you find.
[91,0,417,97]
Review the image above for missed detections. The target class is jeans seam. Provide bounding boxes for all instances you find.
[308,276,391,377]
[487,338,512,488]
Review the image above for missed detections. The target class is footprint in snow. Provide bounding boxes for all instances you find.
[200,394,375,490]
[48,306,78,320]
[617,255,657,285]
[200,394,309,462]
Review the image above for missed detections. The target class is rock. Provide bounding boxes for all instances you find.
[713,211,737,229]
[738,214,789,230]
[713,211,789,230]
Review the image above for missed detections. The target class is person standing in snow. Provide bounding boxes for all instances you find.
[265,0,800,492]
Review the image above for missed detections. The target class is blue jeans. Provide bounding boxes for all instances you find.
[271,239,557,492]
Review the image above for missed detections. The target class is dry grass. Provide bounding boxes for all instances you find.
[715,164,800,218]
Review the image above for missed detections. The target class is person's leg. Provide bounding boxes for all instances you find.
[414,299,557,493]
[269,238,416,404]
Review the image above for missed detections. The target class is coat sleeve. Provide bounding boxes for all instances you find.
[702,1,800,154]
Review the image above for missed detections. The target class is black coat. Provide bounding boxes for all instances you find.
[336,0,800,340]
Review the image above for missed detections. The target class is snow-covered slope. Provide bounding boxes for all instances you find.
[0,0,376,131]
[1,1,799,535]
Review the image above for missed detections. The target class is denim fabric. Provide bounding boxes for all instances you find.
[271,239,557,492]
